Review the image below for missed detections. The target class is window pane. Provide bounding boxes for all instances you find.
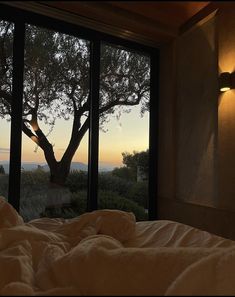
[20,24,90,221]
[98,43,150,221]
[0,20,13,200]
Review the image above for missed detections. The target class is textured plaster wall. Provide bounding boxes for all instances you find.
[218,3,235,211]
[158,5,235,240]
[176,15,218,207]
[158,41,176,200]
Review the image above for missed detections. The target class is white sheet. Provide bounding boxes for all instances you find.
[0,195,235,296]
[125,219,235,248]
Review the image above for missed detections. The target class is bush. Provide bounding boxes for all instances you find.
[21,170,49,186]
[99,172,133,196]
[16,170,149,222]
[68,190,148,221]
[20,192,48,222]
[70,190,87,215]
[65,170,88,192]
[0,165,5,174]
[127,181,148,209]
[112,166,135,181]
[98,190,147,221]
[0,174,8,198]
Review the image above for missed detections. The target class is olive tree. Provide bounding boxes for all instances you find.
[0,22,150,187]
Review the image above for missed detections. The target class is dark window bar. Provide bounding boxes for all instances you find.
[87,40,100,212]
[8,21,25,211]
[148,49,159,220]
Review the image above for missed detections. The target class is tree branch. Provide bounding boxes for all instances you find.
[22,121,39,145]
[0,89,12,104]
[99,93,142,115]
[61,117,89,165]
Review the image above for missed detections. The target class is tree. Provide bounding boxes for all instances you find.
[112,166,134,181]
[122,149,149,181]
[0,22,150,188]
[0,165,5,174]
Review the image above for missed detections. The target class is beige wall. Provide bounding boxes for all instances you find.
[176,14,218,207]
[158,4,235,240]
[218,3,235,211]
[158,40,177,201]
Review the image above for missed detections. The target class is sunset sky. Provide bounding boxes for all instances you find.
[0,104,149,169]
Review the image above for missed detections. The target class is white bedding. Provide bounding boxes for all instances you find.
[0,195,235,296]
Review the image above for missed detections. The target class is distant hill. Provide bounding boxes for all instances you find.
[0,161,88,174]
[0,161,114,174]
[40,162,88,172]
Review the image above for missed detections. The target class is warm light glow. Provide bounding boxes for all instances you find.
[220,86,231,92]
[1,105,148,170]
[30,135,39,144]
[219,72,231,93]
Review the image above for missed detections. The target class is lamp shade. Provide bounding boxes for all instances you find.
[219,72,231,92]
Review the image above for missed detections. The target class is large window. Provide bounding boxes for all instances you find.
[0,20,13,200]
[0,4,158,221]
[20,24,90,221]
[98,43,150,220]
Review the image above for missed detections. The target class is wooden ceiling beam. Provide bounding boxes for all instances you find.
[1,1,178,47]
[1,1,214,46]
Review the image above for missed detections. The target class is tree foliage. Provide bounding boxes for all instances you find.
[112,149,149,181]
[0,21,150,186]
[0,165,5,174]
[122,149,149,180]
[112,166,134,181]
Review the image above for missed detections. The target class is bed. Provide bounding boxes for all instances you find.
[1,195,235,296]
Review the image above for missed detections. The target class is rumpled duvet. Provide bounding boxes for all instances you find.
[1,196,235,295]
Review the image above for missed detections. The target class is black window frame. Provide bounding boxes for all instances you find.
[0,3,159,220]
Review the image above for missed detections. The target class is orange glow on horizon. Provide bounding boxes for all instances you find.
[1,104,149,169]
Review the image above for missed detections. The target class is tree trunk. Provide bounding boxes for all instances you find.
[49,161,70,186]
[46,161,72,208]
[22,114,89,210]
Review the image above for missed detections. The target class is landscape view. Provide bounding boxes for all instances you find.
[0,21,150,221]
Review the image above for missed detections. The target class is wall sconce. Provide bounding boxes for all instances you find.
[219,72,235,92]
[219,72,231,92]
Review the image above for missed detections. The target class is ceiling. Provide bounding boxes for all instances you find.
[38,1,211,45]
[5,1,213,46]
[107,1,210,29]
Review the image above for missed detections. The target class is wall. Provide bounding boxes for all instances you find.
[158,4,235,240]
[176,14,218,207]
[218,3,235,211]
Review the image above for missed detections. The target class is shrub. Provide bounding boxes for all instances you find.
[20,192,48,222]
[98,172,133,196]
[0,165,5,174]
[98,190,147,221]
[21,170,49,186]
[65,170,88,192]
[0,174,8,197]
[68,190,148,221]
[112,166,135,181]
[70,190,87,215]
[16,170,149,222]
[127,181,148,209]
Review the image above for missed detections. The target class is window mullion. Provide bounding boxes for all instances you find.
[148,49,159,220]
[8,21,25,211]
[87,39,100,211]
